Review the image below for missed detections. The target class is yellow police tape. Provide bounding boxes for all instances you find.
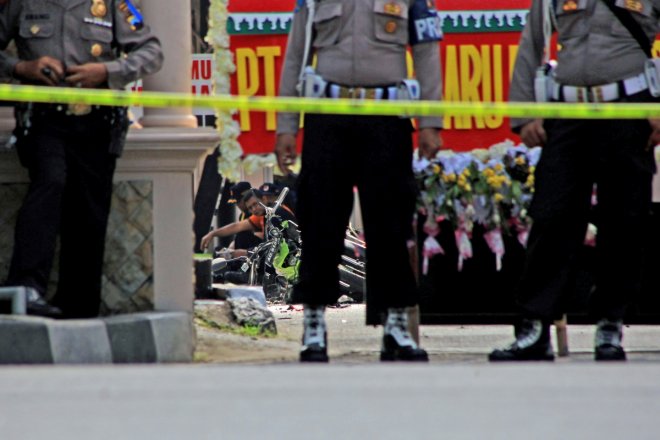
[1,83,660,119]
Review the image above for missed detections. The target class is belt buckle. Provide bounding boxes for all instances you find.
[576,87,588,103]
[340,87,359,99]
[591,86,604,103]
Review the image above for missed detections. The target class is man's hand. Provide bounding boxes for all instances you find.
[418,127,443,159]
[200,231,216,251]
[519,119,546,147]
[648,119,660,149]
[14,56,64,86]
[66,63,108,88]
[275,133,297,175]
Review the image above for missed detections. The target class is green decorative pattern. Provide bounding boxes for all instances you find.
[441,10,528,34]
[227,10,528,36]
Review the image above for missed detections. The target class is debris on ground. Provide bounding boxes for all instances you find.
[194,298,277,335]
[337,295,356,305]
[227,297,277,335]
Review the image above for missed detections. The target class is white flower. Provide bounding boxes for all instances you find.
[412,157,431,173]
[471,148,489,163]
[208,0,243,182]
[243,154,278,175]
[487,139,515,160]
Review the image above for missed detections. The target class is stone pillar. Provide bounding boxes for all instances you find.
[139,0,198,128]
[0,106,15,133]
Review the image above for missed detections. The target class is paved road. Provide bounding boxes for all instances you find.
[3,304,660,439]
[1,362,659,440]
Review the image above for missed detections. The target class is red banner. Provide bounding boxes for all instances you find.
[218,0,534,154]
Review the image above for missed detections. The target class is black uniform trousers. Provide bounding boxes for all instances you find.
[293,113,418,309]
[517,92,656,321]
[6,106,117,318]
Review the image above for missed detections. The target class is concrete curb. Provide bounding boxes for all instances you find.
[0,312,194,364]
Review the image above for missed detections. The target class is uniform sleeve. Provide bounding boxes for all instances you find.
[509,0,545,132]
[412,41,443,129]
[275,5,309,135]
[104,0,163,90]
[0,2,21,80]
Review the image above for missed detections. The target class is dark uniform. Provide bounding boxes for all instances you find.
[227,182,263,251]
[276,0,442,362]
[0,0,163,318]
[491,0,660,361]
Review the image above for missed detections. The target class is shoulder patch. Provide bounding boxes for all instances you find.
[408,0,443,45]
[118,0,144,30]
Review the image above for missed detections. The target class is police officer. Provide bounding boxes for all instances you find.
[275,0,443,362]
[490,0,660,361]
[0,0,163,318]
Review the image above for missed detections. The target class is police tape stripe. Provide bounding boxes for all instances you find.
[1,84,660,119]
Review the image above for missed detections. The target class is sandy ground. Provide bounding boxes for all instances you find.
[193,300,660,364]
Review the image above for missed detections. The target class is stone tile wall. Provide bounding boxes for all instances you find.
[0,181,154,315]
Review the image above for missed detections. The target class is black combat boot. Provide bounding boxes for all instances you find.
[25,287,63,318]
[380,308,428,362]
[300,305,328,363]
[594,319,626,361]
[489,318,554,361]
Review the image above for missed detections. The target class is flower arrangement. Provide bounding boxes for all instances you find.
[242,153,277,176]
[414,140,541,272]
[206,0,242,182]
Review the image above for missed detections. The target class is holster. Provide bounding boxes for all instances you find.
[11,102,33,150]
[108,106,129,156]
[644,59,660,98]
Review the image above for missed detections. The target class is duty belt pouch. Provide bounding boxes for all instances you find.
[301,66,327,98]
[397,79,421,100]
[534,62,556,102]
[109,106,129,156]
[644,59,660,97]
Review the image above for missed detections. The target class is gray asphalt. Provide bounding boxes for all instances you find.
[1,362,659,440]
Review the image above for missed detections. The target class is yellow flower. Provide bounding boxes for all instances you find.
[464,184,472,192]
[483,168,495,178]
[490,176,505,188]
[526,175,535,187]
[515,155,526,166]
[462,168,471,177]
[529,166,536,173]
[494,193,504,202]
[494,163,504,172]
[447,172,457,182]
[432,164,441,175]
